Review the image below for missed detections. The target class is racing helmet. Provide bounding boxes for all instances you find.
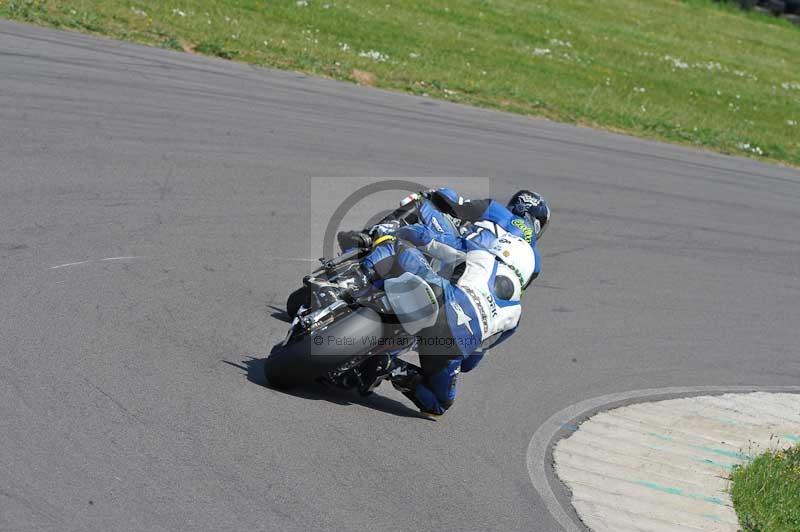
[508,190,550,240]
[488,234,536,295]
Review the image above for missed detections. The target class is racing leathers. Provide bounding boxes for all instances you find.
[424,187,541,279]
[367,233,524,416]
[355,188,540,415]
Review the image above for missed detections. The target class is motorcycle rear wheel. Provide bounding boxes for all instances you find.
[264,307,384,390]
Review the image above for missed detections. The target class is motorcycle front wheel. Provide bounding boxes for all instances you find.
[285,286,310,318]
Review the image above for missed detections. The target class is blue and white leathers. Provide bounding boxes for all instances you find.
[426,187,541,280]
[392,245,522,415]
[359,189,538,415]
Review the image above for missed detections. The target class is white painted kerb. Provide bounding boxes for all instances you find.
[553,392,800,532]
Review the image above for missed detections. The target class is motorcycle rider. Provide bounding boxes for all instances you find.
[363,232,537,417]
[344,188,550,416]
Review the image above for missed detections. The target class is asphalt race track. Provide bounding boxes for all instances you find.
[1,20,799,532]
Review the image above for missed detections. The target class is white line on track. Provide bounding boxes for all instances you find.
[49,256,143,269]
[526,385,800,532]
[50,260,92,269]
[268,256,320,263]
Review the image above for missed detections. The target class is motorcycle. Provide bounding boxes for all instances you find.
[264,194,463,393]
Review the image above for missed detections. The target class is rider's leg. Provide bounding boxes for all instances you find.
[395,246,439,281]
[361,241,397,282]
[389,298,462,416]
[361,241,431,283]
[337,199,419,252]
[389,355,459,416]
[362,245,460,414]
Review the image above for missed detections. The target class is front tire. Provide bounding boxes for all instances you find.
[286,286,311,318]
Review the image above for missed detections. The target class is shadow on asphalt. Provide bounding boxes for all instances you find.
[266,305,293,323]
[223,357,433,420]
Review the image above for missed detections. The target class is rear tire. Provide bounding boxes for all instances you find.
[265,307,384,390]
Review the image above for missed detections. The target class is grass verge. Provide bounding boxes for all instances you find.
[731,444,800,532]
[1,0,799,166]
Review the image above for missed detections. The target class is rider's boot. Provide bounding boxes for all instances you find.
[358,353,394,395]
[389,360,446,418]
[337,231,372,252]
[368,220,400,244]
[337,219,402,253]
[359,356,443,418]
[385,360,437,416]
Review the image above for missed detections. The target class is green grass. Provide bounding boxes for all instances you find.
[731,445,800,532]
[2,0,799,165]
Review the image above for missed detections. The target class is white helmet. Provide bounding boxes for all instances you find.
[487,235,536,296]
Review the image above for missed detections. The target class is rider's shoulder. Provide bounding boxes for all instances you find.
[479,199,514,224]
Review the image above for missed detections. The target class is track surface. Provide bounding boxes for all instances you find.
[1,20,799,532]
